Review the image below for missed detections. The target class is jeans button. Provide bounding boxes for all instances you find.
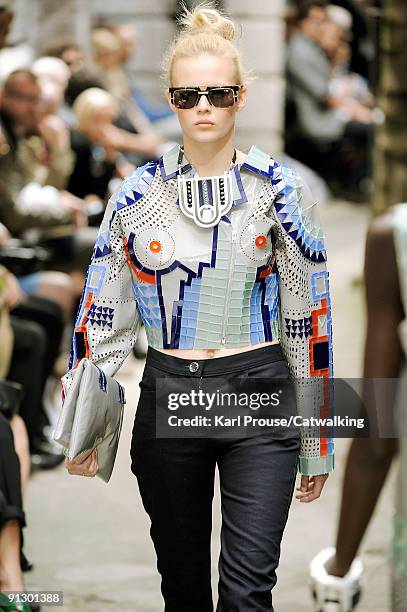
[189,361,199,373]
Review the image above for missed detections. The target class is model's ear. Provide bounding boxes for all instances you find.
[236,86,247,113]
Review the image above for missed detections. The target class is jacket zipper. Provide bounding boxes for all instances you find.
[221,228,237,345]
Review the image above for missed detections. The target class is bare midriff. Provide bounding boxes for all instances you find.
[155,339,280,360]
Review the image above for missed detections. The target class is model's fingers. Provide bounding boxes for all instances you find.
[297,475,309,492]
[298,478,326,502]
[296,475,310,494]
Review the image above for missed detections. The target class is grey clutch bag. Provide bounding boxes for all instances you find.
[52,358,126,483]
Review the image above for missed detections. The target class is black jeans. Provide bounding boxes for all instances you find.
[130,344,301,612]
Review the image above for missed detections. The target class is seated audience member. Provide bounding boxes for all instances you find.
[0,221,75,321]
[90,27,177,151]
[17,69,75,191]
[1,265,65,468]
[323,5,374,109]
[67,87,128,200]
[91,27,153,134]
[43,41,85,74]
[0,4,33,84]
[0,69,98,274]
[285,0,374,197]
[68,86,168,200]
[0,286,37,604]
[111,22,175,124]
[0,414,28,602]
[32,56,71,99]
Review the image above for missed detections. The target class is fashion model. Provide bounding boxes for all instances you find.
[64,5,334,611]
[310,203,407,612]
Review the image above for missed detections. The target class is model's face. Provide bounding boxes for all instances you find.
[168,53,246,145]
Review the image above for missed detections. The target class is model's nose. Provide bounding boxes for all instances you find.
[197,93,211,110]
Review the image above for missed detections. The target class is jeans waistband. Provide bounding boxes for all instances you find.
[145,344,286,377]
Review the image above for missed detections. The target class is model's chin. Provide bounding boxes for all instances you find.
[187,128,225,143]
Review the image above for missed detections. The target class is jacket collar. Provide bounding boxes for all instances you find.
[159,144,191,180]
[159,143,278,181]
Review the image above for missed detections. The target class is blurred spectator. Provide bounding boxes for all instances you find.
[324,5,374,108]
[0,70,83,234]
[68,86,172,201]
[19,91,75,193]
[0,263,65,469]
[91,27,179,147]
[68,87,125,200]
[0,221,75,321]
[0,5,12,51]
[285,0,375,199]
[0,413,27,596]
[92,27,153,134]
[0,4,33,83]
[0,69,100,276]
[43,41,85,74]
[111,23,176,125]
[32,56,71,96]
[1,265,65,464]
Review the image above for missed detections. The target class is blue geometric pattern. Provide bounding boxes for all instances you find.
[250,281,266,344]
[273,165,327,263]
[311,270,330,300]
[240,146,327,263]
[116,161,157,211]
[178,278,201,349]
[64,142,334,477]
[132,283,161,328]
[86,264,106,294]
[264,273,279,321]
[86,304,114,329]
[93,230,112,259]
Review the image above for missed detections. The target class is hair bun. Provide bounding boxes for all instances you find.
[179,4,235,41]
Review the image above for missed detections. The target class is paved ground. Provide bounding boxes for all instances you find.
[23,199,398,611]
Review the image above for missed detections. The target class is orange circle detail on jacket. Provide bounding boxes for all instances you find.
[149,240,162,253]
[255,234,267,249]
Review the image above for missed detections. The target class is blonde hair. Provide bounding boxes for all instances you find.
[162,2,249,88]
[73,87,118,128]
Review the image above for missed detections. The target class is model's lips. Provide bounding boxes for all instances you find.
[195,121,215,126]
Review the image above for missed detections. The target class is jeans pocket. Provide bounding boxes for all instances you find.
[139,365,163,394]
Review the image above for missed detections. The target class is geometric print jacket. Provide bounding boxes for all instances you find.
[62,143,334,476]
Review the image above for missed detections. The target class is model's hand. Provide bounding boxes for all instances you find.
[295,473,329,503]
[65,448,98,477]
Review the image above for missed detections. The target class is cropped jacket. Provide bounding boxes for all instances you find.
[62,143,334,476]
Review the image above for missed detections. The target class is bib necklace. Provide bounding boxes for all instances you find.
[177,146,237,228]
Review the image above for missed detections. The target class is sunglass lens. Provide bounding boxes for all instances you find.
[173,90,198,109]
[209,88,235,108]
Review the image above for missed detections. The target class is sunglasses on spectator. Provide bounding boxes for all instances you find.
[168,86,242,109]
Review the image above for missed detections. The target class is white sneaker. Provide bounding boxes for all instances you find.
[309,547,364,612]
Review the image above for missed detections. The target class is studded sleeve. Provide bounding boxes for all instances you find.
[270,164,334,476]
[61,191,142,399]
